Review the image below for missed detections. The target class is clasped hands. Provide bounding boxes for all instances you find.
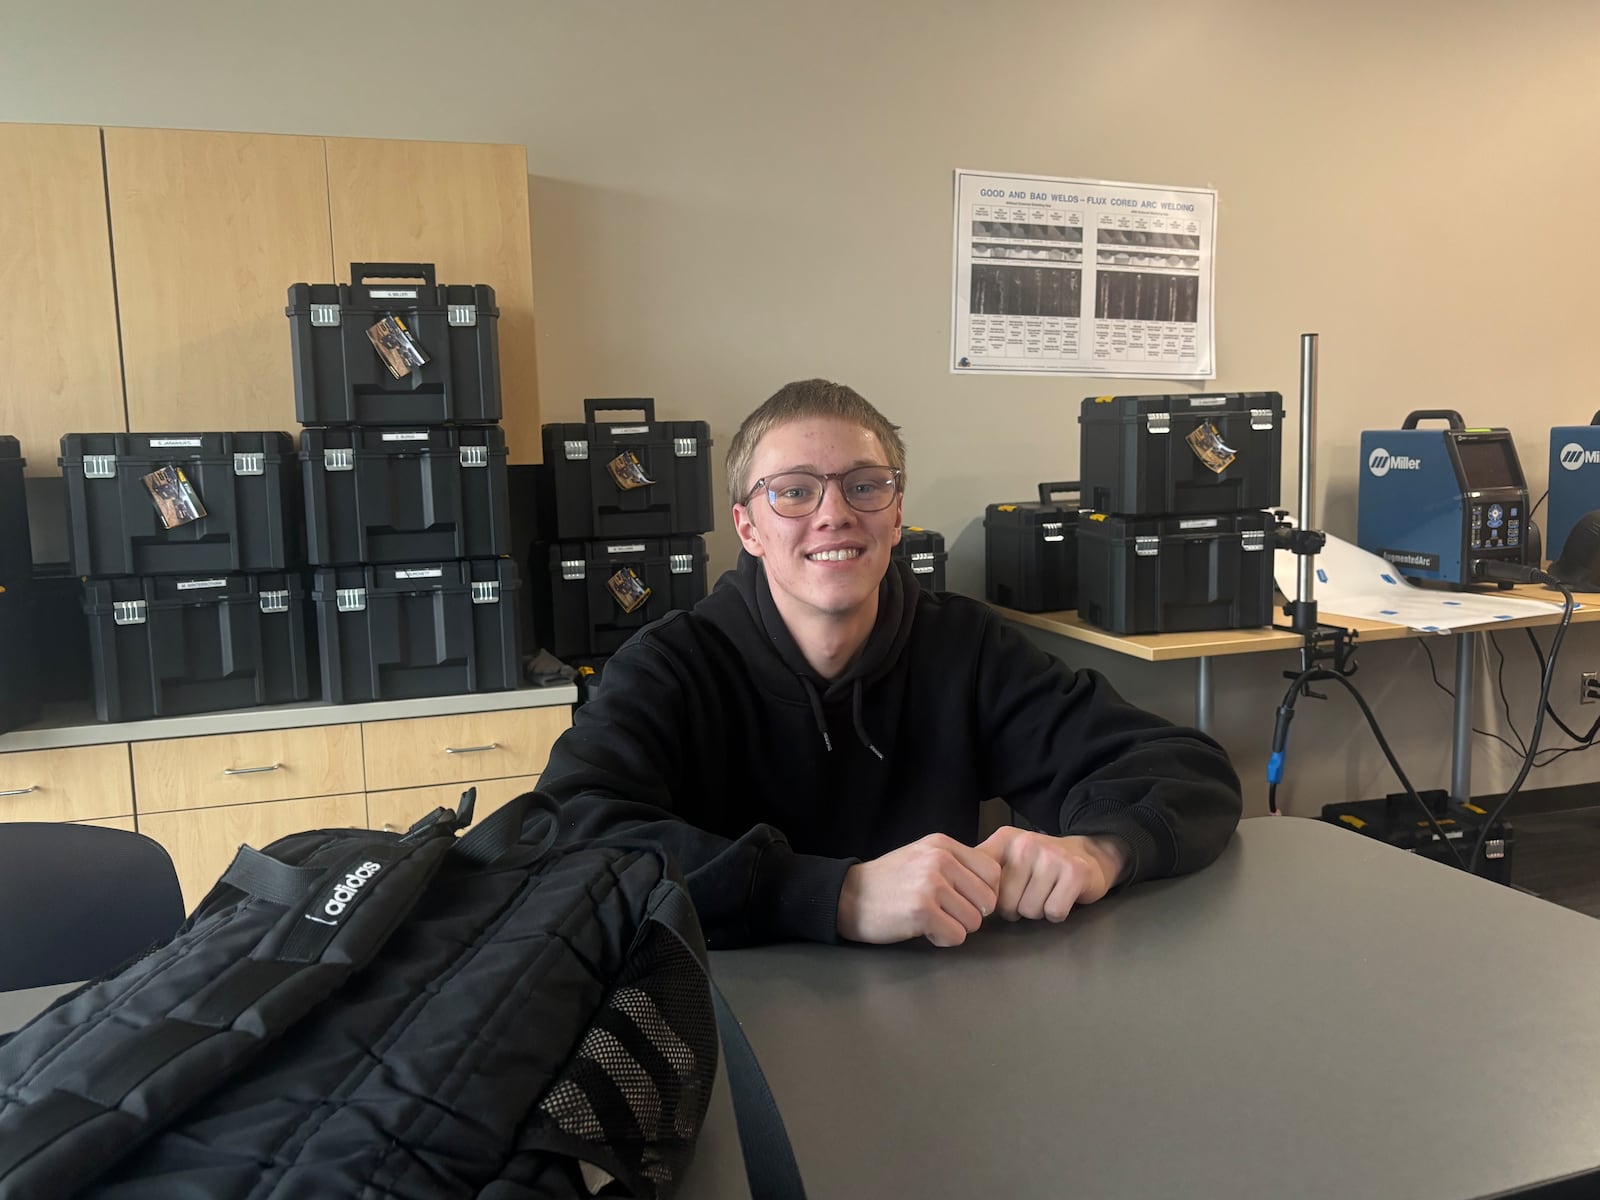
[836,826,1130,947]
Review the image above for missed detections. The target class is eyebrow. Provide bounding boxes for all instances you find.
[764,460,882,476]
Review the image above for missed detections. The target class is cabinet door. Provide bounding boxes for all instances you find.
[103,128,334,433]
[367,774,541,835]
[0,123,124,472]
[0,743,134,822]
[324,138,540,461]
[140,792,367,910]
[361,707,569,793]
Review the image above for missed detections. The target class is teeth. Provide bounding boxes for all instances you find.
[808,549,860,562]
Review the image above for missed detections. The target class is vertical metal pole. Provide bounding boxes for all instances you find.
[1451,632,1476,803]
[1296,333,1319,616]
[1196,656,1214,734]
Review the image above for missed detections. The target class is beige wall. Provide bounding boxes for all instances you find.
[4,0,1598,814]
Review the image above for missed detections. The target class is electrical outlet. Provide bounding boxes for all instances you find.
[1583,671,1599,705]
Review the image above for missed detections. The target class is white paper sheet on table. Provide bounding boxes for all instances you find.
[1272,526,1574,633]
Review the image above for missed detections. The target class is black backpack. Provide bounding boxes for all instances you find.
[0,791,804,1198]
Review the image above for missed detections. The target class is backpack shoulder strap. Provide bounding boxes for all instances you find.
[646,879,808,1200]
[0,823,456,1192]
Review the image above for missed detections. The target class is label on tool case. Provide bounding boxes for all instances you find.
[394,568,444,579]
[1178,518,1220,529]
[608,425,650,435]
[381,432,431,442]
[176,578,227,590]
[369,289,418,299]
[605,544,647,554]
[1189,397,1228,407]
[148,437,203,447]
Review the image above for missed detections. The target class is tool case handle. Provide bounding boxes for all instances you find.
[1037,480,1081,505]
[350,262,437,288]
[584,397,657,424]
[1400,410,1465,430]
[1590,411,1600,426]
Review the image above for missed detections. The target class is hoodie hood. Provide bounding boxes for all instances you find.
[703,551,920,755]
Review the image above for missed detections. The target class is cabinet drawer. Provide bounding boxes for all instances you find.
[361,708,569,793]
[132,725,364,813]
[0,744,134,822]
[140,792,368,910]
[367,774,541,835]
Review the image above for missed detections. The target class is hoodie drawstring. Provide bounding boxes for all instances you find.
[799,676,833,752]
[851,680,885,761]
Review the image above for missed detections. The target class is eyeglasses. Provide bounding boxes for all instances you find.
[742,466,903,519]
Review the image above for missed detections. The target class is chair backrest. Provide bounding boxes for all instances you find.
[0,822,185,991]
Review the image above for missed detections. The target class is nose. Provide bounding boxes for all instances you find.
[813,476,857,524]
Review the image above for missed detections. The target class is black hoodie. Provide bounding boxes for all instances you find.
[541,554,1243,948]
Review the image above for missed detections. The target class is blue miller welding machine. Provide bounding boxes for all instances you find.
[1357,409,1530,587]
[1546,414,1600,563]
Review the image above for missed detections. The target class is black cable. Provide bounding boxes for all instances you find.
[1469,567,1576,874]
[1530,489,1548,523]
[1490,633,1529,757]
[1414,639,1529,758]
[1523,627,1600,745]
[1268,666,1467,869]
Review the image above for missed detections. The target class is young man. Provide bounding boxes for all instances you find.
[540,379,1243,949]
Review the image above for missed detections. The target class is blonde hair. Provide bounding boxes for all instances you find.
[726,379,907,507]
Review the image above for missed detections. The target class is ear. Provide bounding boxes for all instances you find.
[891,493,904,547]
[733,503,767,558]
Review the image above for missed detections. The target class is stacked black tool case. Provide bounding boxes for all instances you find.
[984,482,1082,613]
[893,526,948,593]
[289,263,518,703]
[0,437,38,733]
[58,431,311,722]
[1076,393,1283,634]
[531,399,712,661]
[1321,791,1514,886]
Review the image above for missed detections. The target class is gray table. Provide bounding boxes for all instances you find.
[6,819,1599,1197]
[685,817,1600,1199]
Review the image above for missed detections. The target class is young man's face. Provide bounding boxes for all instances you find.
[732,416,904,624]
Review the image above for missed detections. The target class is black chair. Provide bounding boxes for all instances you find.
[0,822,186,992]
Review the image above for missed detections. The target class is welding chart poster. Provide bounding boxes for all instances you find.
[951,169,1217,379]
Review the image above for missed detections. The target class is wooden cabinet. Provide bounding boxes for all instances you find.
[367,773,542,835]
[130,725,364,813]
[0,743,133,822]
[360,708,569,793]
[5,123,540,460]
[103,127,334,434]
[325,138,540,461]
[0,123,124,474]
[141,792,368,909]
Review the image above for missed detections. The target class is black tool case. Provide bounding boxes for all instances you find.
[286,262,501,427]
[984,482,1082,613]
[537,399,714,540]
[0,436,31,587]
[1078,392,1284,516]
[893,527,947,593]
[300,426,510,565]
[531,536,708,659]
[313,558,520,703]
[1321,791,1513,886]
[83,573,312,722]
[1076,511,1275,634]
[60,432,297,577]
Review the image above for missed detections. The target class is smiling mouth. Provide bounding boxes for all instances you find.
[807,549,861,562]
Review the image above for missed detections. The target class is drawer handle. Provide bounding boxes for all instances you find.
[0,785,39,797]
[223,762,284,776]
[444,743,499,755]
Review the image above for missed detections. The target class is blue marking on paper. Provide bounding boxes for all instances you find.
[1444,600,1462,606]
[1494,614,1513,620]
[1380,574,1397,585]
[1316,569,1327,583]
[1380,609,1399,616]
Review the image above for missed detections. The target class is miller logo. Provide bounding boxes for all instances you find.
[1368,447,1421,477]
[305,860,383,927]
[1559,442,1600,471]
